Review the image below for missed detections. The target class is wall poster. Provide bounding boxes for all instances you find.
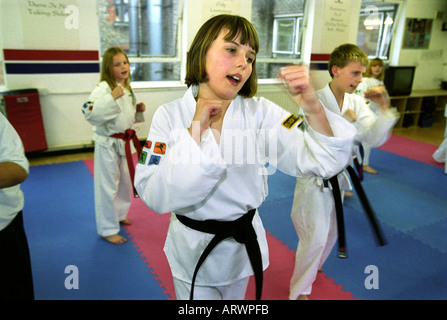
[403,18,433,49]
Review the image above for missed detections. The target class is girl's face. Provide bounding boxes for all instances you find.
[370,64,383,79]
[332,60,366,94]
[200,28,256,101]
[112,53,130,85]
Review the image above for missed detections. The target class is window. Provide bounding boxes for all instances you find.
[99,0,180,82]
[272,16,303,58]
[356,1,399,59]
[98,0,307,83]
[251,0,307,79]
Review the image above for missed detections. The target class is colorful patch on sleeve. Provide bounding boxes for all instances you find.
[148,155,161,166]
[138,151,148,164]
[282,114,303,130]
[154,142,166,155]
[82,101,94,115]
[144,140,152,149]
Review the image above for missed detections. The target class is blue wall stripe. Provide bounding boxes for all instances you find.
[310,62,329,71]
[5,63,100,74]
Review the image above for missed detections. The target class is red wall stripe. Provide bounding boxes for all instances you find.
[310,53,331,62]
[3,49,99,61]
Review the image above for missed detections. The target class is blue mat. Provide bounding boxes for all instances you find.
[21,146,447,300]
[258,148,447,300]
[21,161,167,300]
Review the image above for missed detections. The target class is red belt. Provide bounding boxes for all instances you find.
[110,129,142,197]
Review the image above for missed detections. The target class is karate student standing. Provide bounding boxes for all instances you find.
[135,15,356,300]
[0,112,34,300]
[82,47,145,244]
[355,57,386,174]
[289,44,399,300]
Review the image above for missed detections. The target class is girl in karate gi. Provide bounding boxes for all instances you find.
[135,15,356,300]
[355,57,386,174]
[82,47,145,244]
[289,44,399,300]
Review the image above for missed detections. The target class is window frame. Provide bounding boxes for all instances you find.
[357,3,399,60]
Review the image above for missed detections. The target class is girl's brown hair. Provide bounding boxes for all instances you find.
[364,57,385,81]
[185,14,259,98]
[100,47,132,91]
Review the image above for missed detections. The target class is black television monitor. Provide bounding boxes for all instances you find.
[384,66,416,96]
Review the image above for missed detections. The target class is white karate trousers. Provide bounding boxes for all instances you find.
[173,277,250,300]
[93,142,133,237]
[433,124,447,174]
[289,177,340,300]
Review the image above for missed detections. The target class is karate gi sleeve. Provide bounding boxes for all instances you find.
[353,98,399,148]
[82,83,121,126]
[0,113,29,174]
[257,97,356,179]
[134,106,226,214]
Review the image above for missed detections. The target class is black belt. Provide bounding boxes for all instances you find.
[175,209,263,300]
[327,166,386,259]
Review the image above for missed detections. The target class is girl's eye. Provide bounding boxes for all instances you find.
[227,48,236,54]
[246,57,254,64]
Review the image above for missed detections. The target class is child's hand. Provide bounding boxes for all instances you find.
[137,102,146,112]
[277,65,320,114]
[364,86,390,111]
[278,65,333,136]
[189,98,222,143]
[343,109,357,123]
[111,86,125,100]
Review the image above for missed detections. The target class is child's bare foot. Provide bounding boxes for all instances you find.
[297,294,309,300]
[363,165,378,174]
[120,218,132,225]
[103,234,127,244]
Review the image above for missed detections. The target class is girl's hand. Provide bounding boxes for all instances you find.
[278,65,333,136]
[188,98,222,143]
[277,65,320,114]
[111,86,125,100]
[137,102,146,112]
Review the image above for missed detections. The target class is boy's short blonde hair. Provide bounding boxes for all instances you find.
[328,43,369,78]
[185,14,259,98]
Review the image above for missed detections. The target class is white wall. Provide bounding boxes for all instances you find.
[1,0,447,151]
[396,0,447,90]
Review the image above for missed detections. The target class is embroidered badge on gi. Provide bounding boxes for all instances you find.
[282,114,303,130]
[149,155,161,166]
[82,101,94,114]
[154,142,166,154]
[138,151,147,164]
[144,140,152,149]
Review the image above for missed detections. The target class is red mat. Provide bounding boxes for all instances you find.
[379,134,443,168]
[83,157,357,300]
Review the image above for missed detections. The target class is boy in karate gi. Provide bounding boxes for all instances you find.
[289,43,399,300]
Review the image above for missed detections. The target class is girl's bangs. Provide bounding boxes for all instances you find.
[222,19,259,53]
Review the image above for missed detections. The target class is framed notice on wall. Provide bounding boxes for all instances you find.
[402,18,433,49]
[19,0,80,49]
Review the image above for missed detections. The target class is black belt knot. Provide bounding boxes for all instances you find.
[175,209,263,300]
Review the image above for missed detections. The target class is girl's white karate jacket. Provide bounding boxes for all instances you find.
[82,81,144,153]
[135,85,356,287]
